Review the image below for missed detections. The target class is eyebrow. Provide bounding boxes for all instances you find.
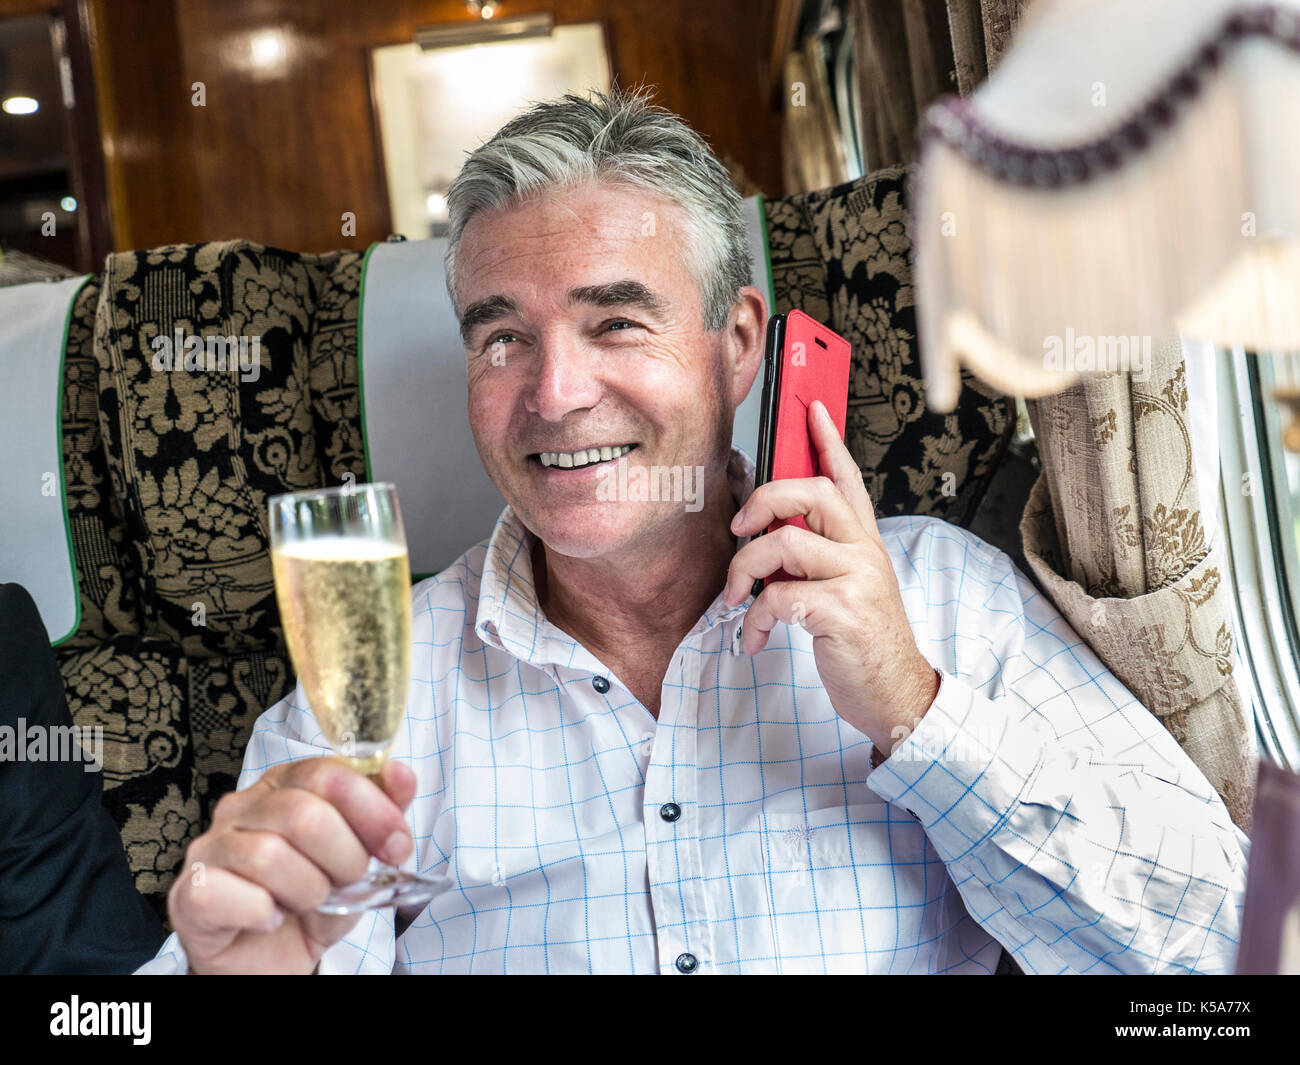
[459,280,669,345]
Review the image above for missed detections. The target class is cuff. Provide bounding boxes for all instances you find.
[866,671,1046,863]
[133,931,189,975]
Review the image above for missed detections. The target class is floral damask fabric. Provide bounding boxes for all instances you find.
[1022,337,1255,831]
[56,242,361,913]
[59,636,197,917]
[59,278,143,648]
[93,242,342,658]
[307,250,366,486]
[765,167,1014,524]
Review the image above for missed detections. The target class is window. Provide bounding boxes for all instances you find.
[1217,348,1300,767]
[1263,355,1300,608]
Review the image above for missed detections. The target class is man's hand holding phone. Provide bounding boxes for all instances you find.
[723,400,941,757]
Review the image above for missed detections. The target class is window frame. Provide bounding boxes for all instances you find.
[1216,346,1300,768]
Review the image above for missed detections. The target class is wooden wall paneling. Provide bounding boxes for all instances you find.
[57,0,113,270]
[0,0,56,17]
[84,0,200,250]
[88,0,783,254]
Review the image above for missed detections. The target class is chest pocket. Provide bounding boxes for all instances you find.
[760,800,932,974]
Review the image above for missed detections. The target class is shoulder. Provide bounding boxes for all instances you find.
[876,514,1012,591]
[876,516,1031,654]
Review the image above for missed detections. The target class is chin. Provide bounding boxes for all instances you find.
[517,501,662,561]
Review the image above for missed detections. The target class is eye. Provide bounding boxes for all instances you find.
[482,331,518,352]
[604,319,639,333]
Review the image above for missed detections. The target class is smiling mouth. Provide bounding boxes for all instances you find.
[532,443,637,470]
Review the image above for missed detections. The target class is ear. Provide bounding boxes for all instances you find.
[724,285,767,410]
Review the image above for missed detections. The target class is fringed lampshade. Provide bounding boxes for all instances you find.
[915,0,1300,411]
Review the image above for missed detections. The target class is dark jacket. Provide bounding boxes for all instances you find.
[0,583,165,973]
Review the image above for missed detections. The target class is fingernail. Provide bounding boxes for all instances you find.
[264,907,284,932]
[731,506,746,531]
[383,830,410,863]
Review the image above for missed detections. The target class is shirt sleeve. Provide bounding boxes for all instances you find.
[134,678,399,975]
[866,528,1249,975]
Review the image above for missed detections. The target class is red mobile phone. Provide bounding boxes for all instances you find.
[751,309,852,593]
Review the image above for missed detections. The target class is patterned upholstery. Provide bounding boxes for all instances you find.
[765,167,1014,525]
[53,182,1013,922]
[56,243,365,920]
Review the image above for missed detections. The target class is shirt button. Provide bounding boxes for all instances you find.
[592,676,610,694]
[659,802,681,822]
[675,952,698,974]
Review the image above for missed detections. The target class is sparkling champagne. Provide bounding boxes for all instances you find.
[271,536,411,775]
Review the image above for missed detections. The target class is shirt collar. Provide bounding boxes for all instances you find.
[474,447,757,666]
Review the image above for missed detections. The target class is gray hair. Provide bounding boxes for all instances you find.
[444,83,751,331]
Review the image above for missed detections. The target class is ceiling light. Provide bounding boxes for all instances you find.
[249,30,287,70]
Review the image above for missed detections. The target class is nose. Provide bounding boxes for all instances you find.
[523,334,603,422]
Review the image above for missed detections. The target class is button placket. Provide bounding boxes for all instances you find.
[643,642,714,976]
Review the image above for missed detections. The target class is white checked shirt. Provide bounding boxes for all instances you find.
[140,449,1249,974]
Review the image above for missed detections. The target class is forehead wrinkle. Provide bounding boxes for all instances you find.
[457,194,687,341]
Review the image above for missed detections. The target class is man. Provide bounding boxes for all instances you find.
[140,86,1247,975]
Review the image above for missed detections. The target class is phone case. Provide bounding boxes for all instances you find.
[751,309,852,592]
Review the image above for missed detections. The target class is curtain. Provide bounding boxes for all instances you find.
[844,0,1032,174]
[782,0,1257,825]
[1021,338,1255,830]
[781,36,852,193]
[786,0,1031,189]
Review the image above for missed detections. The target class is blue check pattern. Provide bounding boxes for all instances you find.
[141,450,1248,974]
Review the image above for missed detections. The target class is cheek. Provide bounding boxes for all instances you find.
[467,374,515,453]
[635,338,719,403]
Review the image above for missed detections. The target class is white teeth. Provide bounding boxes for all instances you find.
[538,444,633,469]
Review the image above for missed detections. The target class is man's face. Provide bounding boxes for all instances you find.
[456,182,759,559]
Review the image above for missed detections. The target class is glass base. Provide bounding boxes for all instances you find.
[316,865,440,915]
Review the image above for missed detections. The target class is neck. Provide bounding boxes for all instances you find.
[533,465,741,663]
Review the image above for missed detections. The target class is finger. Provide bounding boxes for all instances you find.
[741,580,826,656]
[234,786,372,887]
[172,864,284,938]
[731,475,861,544]
[199,828,336,913]
[265,757,414,864]
[722,523,849,606]
[375,759,418,813]
[808,399,878,536]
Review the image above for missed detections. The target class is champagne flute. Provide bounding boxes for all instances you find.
[268,482,438,915]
